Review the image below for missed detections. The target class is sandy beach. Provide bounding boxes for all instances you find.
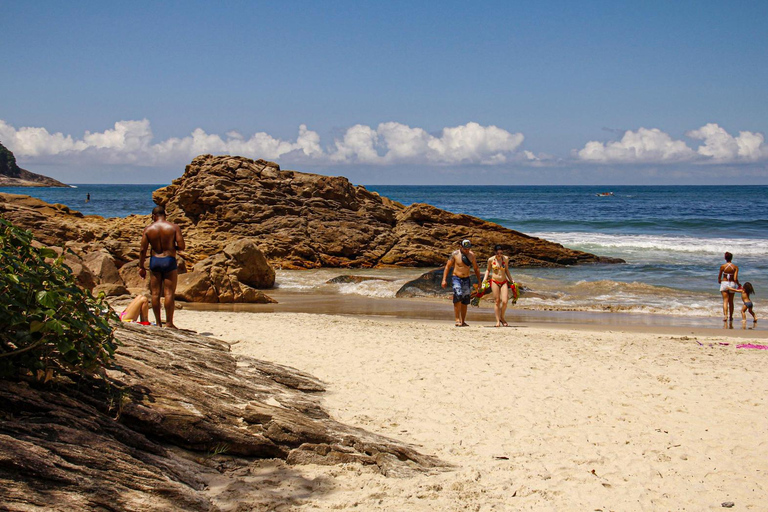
[173,309,768,511]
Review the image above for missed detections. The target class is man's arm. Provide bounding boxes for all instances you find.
[441,256,455,288]
[472,255,481,283]
[138,230,149,278]
[175,224,186,251]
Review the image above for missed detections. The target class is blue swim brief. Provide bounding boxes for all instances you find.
[451,275,472,305]
[149,255,178,279]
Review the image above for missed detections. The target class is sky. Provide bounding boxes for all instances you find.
[1,0,767,185]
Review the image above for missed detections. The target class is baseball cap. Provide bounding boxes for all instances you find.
[460,239,471,248]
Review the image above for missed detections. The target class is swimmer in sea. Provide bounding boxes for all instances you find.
[442,239,482,327]
[139,205,185,328]
[483,244,514,327]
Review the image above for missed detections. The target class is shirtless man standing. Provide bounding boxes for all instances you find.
[139,206,185,328]
[441,239,482,327]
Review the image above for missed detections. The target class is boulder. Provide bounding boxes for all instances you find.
[175,242,277,304]
[119,260,149,291]
[83,250,123,285]
[92,283,130,297]
[223,238,275,288]
[327,275,395,285]
[396,267,482,298]
[62,253,97,290]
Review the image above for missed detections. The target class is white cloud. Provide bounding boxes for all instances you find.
[577,127,696,163]
[330,121,524,164]
[0,119,526,167]
[577,124,768,164]
[687,123,768,162]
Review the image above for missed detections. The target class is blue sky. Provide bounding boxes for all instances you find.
[1,0,766,184]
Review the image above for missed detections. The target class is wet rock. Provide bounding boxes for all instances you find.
[326,275,394,284]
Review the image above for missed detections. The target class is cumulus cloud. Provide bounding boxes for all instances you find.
[0,119,526,167]
[687,123,768,162]
[577,127,696,163]
[577,123,768,164]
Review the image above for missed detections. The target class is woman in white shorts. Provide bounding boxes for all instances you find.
[718,252,740,322]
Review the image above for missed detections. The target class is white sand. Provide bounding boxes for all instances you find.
[175,310,768,510]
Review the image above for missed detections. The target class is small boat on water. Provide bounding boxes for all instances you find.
[596,192,614,197]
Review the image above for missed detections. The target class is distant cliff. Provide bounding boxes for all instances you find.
[0,141,69,187]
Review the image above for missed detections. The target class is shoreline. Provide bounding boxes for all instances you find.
[180,290,766,338]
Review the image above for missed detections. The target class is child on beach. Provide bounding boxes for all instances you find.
[735,282,757,323]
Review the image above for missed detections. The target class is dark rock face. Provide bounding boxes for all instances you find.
[0,142,70,187]
[396,267,481,298]
[326,275,395,285]
[0,323,441,510]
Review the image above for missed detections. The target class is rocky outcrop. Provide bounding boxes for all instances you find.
[176,239,276,303]
[0,154,623,277]
[0,141,70,187]
[152,155,623,269]
[0,323,441,510]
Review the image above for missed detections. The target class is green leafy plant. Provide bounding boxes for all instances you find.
[0,218,118,379]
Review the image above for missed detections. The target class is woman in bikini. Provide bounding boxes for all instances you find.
[483,244,514,327]
[718,252,740,323]
[120,294,150,323]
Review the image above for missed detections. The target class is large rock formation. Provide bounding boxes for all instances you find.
[152,154,623,269]
[0,154,622,280]
[0,323,441,511]
[0,141,70,187]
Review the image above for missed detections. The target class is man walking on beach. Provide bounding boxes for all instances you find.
[139,205,185,328]
[442,239,482,327]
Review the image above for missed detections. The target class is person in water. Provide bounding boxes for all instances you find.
[718,252,740,323]
[120,294,149,323]
[734,282,757,324]
[483,244,514,327]
[442,239,482,327]
[139,205,185,328]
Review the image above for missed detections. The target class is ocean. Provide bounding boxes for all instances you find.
[3,183,766,320]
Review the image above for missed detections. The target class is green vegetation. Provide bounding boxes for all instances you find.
[0,218,118,380]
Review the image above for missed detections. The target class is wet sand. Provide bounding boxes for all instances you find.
[183,290,766,338]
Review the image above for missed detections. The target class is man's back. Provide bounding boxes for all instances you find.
[144,220,181,257]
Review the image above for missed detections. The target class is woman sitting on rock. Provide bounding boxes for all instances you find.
[120,294,150,323]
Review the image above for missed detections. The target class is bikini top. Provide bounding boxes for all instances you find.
[723,263,736,281]
[491,257,507,270]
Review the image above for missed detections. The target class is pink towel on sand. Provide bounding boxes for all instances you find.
[737,344,768,350]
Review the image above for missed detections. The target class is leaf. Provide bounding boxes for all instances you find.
[36,291,56,309]
[29,320,45,333]
[39,248,58,259]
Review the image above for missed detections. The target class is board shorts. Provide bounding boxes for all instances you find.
[720,281,738,293]
[149,255,178,279]
[452,275,472,305]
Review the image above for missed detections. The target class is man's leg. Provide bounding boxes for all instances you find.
[453,301,462,326]
[460,303,468,324]
[149,272,163,327]
[163,270,179,328]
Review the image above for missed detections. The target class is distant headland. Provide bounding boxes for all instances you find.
[0,141,70,187]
